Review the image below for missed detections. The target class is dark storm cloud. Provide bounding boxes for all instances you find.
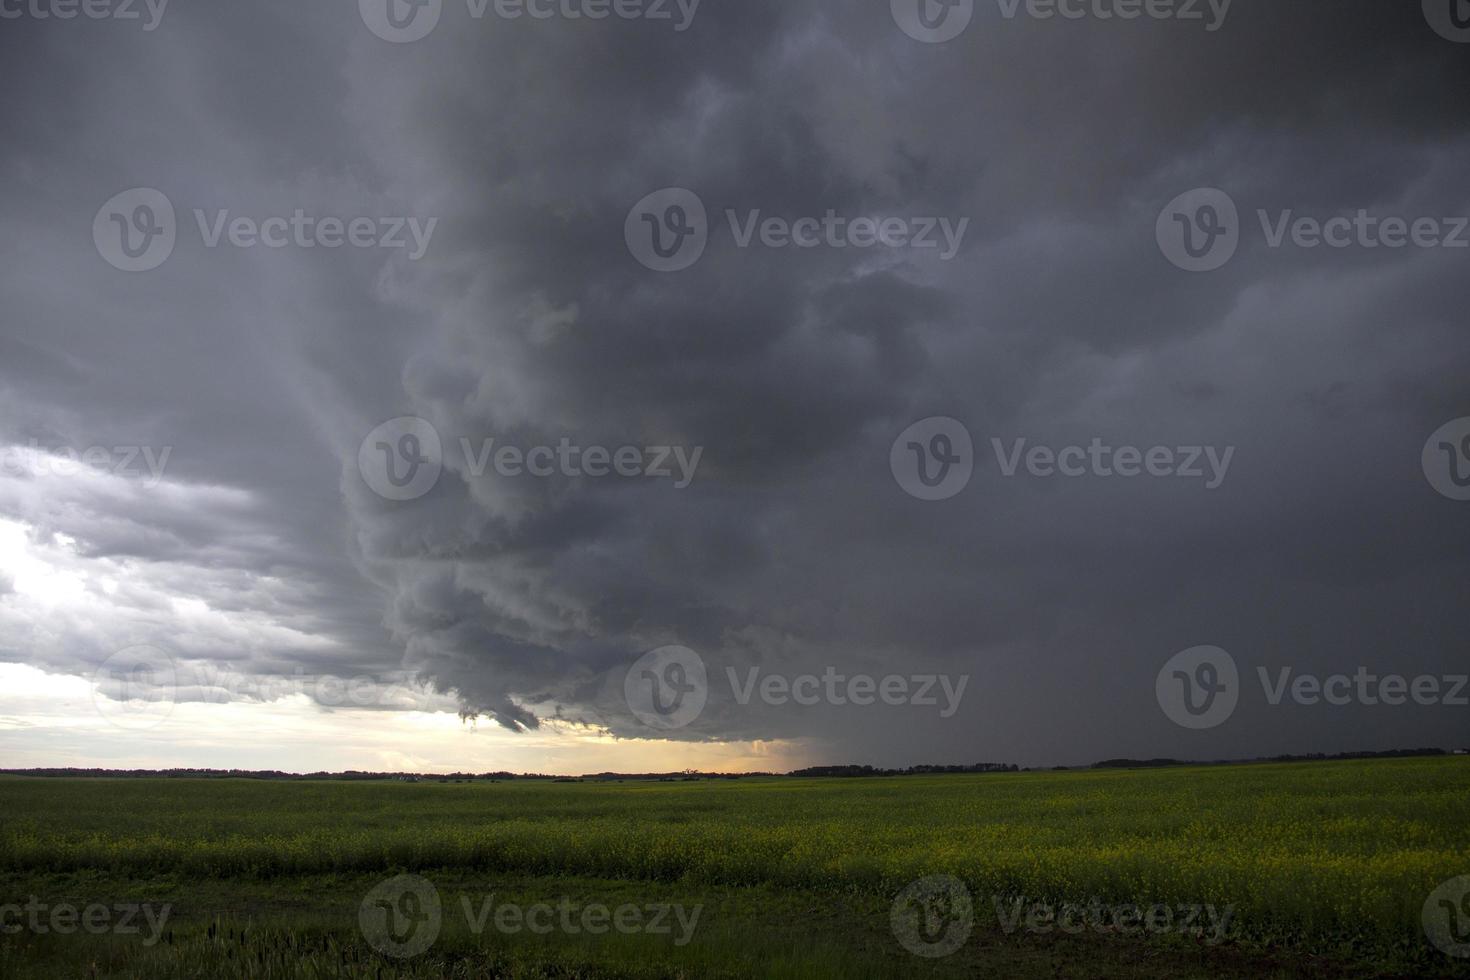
[0,0,1466,761]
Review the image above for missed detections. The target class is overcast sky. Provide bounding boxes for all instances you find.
[0,0,1467,773]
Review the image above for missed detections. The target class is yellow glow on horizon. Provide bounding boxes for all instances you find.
[0,663,812,775]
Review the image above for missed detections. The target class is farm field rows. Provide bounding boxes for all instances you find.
[2,757,1468,978]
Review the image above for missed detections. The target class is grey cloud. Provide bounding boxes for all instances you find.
[0,1,1466,762]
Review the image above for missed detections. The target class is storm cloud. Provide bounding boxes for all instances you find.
[1,0,1466,766]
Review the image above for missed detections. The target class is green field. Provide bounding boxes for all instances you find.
[2,758,1468,978]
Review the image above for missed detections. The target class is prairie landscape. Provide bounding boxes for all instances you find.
[4,758,1469,978]
[4,1,1470,978]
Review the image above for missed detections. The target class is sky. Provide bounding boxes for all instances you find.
[0,0,1467,774]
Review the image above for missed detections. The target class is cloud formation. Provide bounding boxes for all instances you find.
[1,0,1467,765]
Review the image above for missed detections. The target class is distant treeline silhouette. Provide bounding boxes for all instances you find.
[1092,748,1451,769]
[788,763,1019,777]
[2,748,1459,782]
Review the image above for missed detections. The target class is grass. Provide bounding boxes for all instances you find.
[1,757,1468,977]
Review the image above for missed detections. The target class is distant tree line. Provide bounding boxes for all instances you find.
[788,763,1019,778]
[3,747,1457,782]
[1092,747,1449,769]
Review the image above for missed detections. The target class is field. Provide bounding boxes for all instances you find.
[2,757,1468,978]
